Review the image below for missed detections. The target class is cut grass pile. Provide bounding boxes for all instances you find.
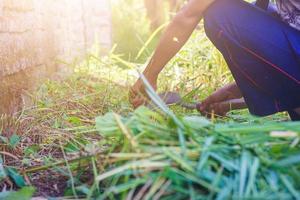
[92,80,300,200]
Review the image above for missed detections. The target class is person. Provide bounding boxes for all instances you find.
[130,0,300,121]
[144,0,182,31]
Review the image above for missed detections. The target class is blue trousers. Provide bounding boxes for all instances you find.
[204,0,300,120]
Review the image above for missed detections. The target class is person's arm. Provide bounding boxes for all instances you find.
[131,0,216,107]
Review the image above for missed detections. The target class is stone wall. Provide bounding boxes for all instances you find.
[0,0,111,114]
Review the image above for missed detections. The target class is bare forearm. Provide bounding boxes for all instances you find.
[143,0,216,80]
[130,0,216,108]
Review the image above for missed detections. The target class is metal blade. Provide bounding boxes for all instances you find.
[158,92,200,110]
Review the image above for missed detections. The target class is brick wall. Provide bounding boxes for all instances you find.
[0,0,111,114]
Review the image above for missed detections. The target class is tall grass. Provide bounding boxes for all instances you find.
[111,0,158,62]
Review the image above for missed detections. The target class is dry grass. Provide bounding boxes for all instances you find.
[0,71,130,196]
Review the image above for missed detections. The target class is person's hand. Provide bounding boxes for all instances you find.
[130,77,157,108]
[198,83,245,116]
[198,98,247,116]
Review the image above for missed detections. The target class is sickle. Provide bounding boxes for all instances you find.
[158,92,201,110]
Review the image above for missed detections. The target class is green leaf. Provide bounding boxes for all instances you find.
[95,113,124,136]
[75,184,91,195]
[245,157,259,196]
[197,137,214,173]
[139,73,187,154]
[183,116,211,130]
[66,116,82,126]
[280,175,300,200]
[164,149,194,173]
[9,134,21,149]
[239,151,249,198]
[24,145,40,156]
[209,153,239,172]
[64,142,81,153]
[0,136,8,143]
[6,168,26,187]
[0,187,35,200]
[273,154,300,168]
[0,158,7,181]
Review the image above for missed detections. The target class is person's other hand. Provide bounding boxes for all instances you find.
[198,98,247,116]
[198,83,244,116]
[129,77,157,108]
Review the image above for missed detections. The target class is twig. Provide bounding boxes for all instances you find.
[0,151,20,161]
